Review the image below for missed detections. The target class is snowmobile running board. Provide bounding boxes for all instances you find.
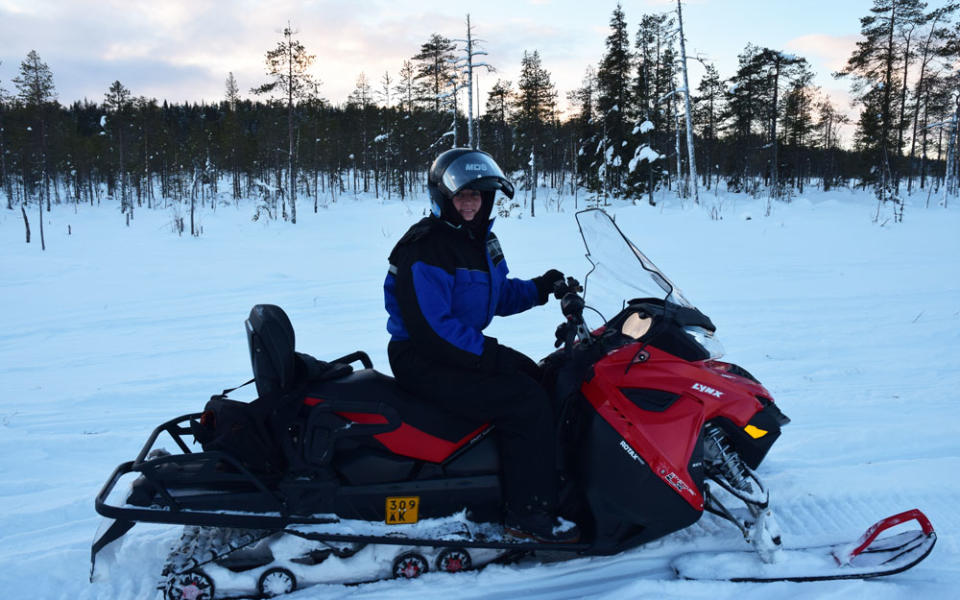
[673,509,937,583]
[96,458,590,550]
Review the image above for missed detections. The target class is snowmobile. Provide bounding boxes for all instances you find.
[92,208,937,599]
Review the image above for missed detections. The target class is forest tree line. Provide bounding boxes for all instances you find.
[1,0,958,236]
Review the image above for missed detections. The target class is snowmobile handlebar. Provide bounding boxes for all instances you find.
[552,277,595,352]
[553,276,585,323]
[552,276,583,301]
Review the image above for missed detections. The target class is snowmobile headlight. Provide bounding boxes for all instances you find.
[684,326,725,359]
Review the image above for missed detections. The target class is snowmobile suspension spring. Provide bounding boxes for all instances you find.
[704,424,751,493]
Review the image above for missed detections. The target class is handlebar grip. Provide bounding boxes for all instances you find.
[553,276,582,300]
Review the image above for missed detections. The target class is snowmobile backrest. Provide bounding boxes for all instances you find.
[245,305,356,399]
[246,304,297,398]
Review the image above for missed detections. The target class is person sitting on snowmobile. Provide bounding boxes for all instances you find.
[383,148,579,543]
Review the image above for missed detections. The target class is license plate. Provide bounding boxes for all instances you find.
[386,496,420,524]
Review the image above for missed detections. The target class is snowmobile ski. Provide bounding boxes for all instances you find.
[672,509,936,582]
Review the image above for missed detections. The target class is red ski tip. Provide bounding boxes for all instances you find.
[834,508,935,566]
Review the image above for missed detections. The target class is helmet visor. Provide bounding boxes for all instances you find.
[440,153,515,199]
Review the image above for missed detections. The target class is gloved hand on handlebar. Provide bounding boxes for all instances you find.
[532,269,565,305]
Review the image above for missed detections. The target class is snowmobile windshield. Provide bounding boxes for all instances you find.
[576,208,692,317]
[575,209,724,358]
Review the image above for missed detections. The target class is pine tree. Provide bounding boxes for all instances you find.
[568,68,598,194]
[483,79,514,168]
[378,71,393,108]
[837,0,927,220]
[694,63,724,189]
[393,60,419,198]
[223,73,242,200]
[780,63,817,192]
[412,34,456,112]
[104,80,132,221]
[595,3,633,196]
[13,50,56,107]
[0,62,10,209]
[751,48,808,198]
[252,23,321,224]
[906,2,959,191]
[941,18,960,200]
[632,12,676,197]
[815,97,850,190]
[225,72,240,112]
[347,73,374,192]
[515,50,556,216]
[723,45,768,192]
[12,50,57,250]
[395,60,417,113]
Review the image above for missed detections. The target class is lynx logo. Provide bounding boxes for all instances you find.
[464,163,488,171]
[620,440,645,465]
[691,382,723,398]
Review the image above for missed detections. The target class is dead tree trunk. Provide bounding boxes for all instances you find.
[21,203,30,243]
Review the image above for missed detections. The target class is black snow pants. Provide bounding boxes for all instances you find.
[388,340,558,515]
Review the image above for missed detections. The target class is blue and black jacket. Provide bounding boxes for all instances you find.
[384,216,543,371]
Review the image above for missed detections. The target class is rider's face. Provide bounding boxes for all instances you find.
[452,188,482,222]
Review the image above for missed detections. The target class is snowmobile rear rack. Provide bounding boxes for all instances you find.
[92,412,309,579]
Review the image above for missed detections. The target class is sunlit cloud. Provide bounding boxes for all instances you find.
[0,0,880,136]
[0,0,35,15]
[786,34,859,74]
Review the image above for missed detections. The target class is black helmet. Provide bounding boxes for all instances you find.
[427,148,514,226]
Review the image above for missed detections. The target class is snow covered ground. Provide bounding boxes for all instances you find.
[0,187,958,599]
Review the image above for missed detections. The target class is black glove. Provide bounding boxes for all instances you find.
[532,269,565,305]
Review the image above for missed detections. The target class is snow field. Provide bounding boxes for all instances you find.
[0,188,958,599]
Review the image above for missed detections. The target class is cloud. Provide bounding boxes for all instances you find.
[2,0,614,106]
[642,0,708,6]
[785,33,859,74]
[54,57,214,105]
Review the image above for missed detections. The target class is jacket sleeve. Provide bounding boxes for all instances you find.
[495,276,539,317]
[493,254,539,317]
[393,247,498,370]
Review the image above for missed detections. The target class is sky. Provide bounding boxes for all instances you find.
[0,0,954,142]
